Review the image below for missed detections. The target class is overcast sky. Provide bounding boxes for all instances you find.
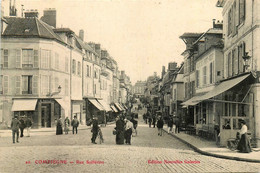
[2,0,223,84]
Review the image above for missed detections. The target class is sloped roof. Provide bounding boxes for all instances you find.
[179,32,202,39]
[2,17,63,43]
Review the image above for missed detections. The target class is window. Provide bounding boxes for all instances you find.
[65,79,68,96]
[87,65,89,77]
[78,61,81,76]
[0,75,2,94]
[22,76,32,94]
[22,49,34,68]
[239,0,245,24]
[238,42,246,73]
[65,57,69,72]
[228,52,232,77]
[203,66,207,85]
[72,59,76,74]
[1,49,8,68]
[174,89,177,100]
[55,53,59,70]
[41,50,51,69]
[196,70,200,87]
[94,84,96,94]
[209,62,213,84]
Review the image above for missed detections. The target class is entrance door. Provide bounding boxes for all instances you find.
[41,104,51,127]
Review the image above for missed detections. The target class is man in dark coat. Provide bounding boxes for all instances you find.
[71,116,79,134]
[152,116,156,128]
[19,117,26,137]
[91,116,99,144]
[115,116,125,144]
[11,115,20,143]
[157,116,164,136]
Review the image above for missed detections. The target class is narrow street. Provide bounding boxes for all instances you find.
[0,107,260,172]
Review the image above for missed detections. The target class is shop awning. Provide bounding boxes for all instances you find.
[97,99,112,112]
[194,74,251,102]
[88,98,105,111]
[114,103,123,111]
[122,104,128,109]
[119,103,125,110]
[12,99,38,111]
[111,105,118,112]
[181,95,202,107]
[55,99,69,117]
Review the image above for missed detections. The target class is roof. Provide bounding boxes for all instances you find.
[179,32,202,39]
[2,17,63,43]
[73,34,96,54]
[53,28,74,33]
[193,28,222,45]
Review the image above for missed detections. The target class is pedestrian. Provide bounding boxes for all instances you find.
[19,116,25,138]
[115,116,125,145]
[237,120,252,153]
[91,116,98,144]
[71,115,79,134]
[148,116,152,128]
[64,117,70,135]
[25,116,32,137]
[56,116,63,135]
[175,117,180,134]
[11,115,20,143]
[157,116,164,136]
[125,117,133,145]
[167,117,174,134]
[152,116,156,128]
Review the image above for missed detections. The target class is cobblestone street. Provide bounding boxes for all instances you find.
[0,117,260,173]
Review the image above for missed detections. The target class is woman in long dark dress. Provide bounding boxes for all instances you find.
[115,116,125,144]
[237,120,251,153]
[56,117,63,135]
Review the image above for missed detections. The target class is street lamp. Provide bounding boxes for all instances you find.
[242,52,251,72]
[47,85,62,97]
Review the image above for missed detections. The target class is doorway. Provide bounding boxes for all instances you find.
[41,104,51,127]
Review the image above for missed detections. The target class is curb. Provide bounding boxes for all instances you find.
[163,129,260,163]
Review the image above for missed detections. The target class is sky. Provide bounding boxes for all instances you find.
[2,0,223,84]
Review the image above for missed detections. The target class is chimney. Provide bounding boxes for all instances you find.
[95,44,101,55]
[213,19,223,29]
[79,29,84,41]
[40,8,56,28]
[161,66,166,77]
[24,9,39,18]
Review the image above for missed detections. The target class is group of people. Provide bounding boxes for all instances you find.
[56,115,79,135]
[11,115,33,144]
[115,115,138,145]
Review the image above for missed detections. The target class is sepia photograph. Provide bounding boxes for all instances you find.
[0,0,260,172]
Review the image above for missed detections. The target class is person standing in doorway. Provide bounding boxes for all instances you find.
[71,115,79,134]
[91,116,99,144]
[25,116,32,137]
[11,115,20,143]
[19,116,25,138]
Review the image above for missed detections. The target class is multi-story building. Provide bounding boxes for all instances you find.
[133,81,146,98]
[215,0,260,147]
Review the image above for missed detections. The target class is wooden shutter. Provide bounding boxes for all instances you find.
[16,49,21,68]
[3,76,8,94]
[32,75,38,95]
[34,50,39,68]
[15,76,21,95]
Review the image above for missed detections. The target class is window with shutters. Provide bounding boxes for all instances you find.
[34,50,38,68]
[209,62,213,84]
[15,76,21,94]
[72,59,76,74]
[22,75,32,94]
[16,50,21,68]
[196,70,200,88]
[41,50,50,69]
[203,66,207,85]
[32,76,38,94]
[3,76,8,94]
[239,0,245,24]
[55,53,59,70]
[228,52,232,77]
[78,61,81,76]
[238,42,246,73]
[0,75,3,94]
[1,49,8,68]
[22,49,34,68]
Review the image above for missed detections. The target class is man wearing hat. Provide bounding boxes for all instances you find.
[91,116,99,144]
[11,115,20,143]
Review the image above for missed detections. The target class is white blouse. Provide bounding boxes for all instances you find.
[126,121,133,130]
[240,124,247,135]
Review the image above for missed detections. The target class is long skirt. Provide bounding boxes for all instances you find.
[56,125,63,135]
[237,134,251,153]
[116,131,124,144]
[125,129,132,144]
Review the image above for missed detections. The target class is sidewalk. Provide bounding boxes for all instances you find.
[163,127,260,163]
[0,121,115,137]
